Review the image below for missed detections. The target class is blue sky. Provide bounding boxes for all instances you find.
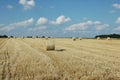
[0,0,120,37]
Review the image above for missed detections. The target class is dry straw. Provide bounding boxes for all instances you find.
[46,40,55,51]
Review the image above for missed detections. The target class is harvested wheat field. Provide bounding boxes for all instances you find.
[0,38,120,80]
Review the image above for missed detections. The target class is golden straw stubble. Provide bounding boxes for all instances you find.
[45,40,55,51]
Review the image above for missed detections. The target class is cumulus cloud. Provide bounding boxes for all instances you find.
[65,20,109,31]
[10,18,33,27]
[28,26,46,32]
[0,18,34,32]
[7,5,13,9]
[0,26,15,32]
[113,3,120,9]
[19,0,35,10]
[50,15,71,25]
[10,18,34,27]
[116,17,120,23]
[95,24,109,30]
[37,17,48,25]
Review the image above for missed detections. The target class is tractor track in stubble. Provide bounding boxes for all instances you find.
[0,40,8,66]
[20,39,73,79]
[1,50,12,80]
[1,39,13,80]
[0,39,8,49]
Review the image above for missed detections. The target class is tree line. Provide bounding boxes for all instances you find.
[0,35,51,38]
[1,34,120,38]
[0,35,8,38]
[95,34,120,38]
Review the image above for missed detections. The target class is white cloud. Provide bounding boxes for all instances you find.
[28,26,46,32]
[113,3,120,9]
[50,15,71,25]
[10,18,34,27]
[37,17,48,25]
[116,17,120,23]
[7,5,13,9]
[115,26,120,30]
[94,21,101,24]
[19,0,35,10]
[96,24,109,30]
[0,18,34,32]
[65,20,109,31]
[65,23,87,31]
[0,26,15,32]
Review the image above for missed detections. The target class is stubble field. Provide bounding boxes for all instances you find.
[0,38,120,80]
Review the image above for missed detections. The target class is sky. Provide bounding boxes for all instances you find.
[0,0,120,37]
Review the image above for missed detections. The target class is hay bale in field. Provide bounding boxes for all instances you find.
[79,37,82,40]
[72,37,76,41]
[107,37,111,40]
[45,37,48,40]
[97,37,100,40]
[8,36,10,39]
[32,36,35,39]
[46,40,55,51]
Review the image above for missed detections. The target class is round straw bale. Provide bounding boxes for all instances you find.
[45,37,48,40]
[107,37,110,40]
[8,36,10,39]
[72,37,76,41]
[46,40,55,51]
[32,36,35,39]
[79,37,82,40]
[97,37,100,40]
